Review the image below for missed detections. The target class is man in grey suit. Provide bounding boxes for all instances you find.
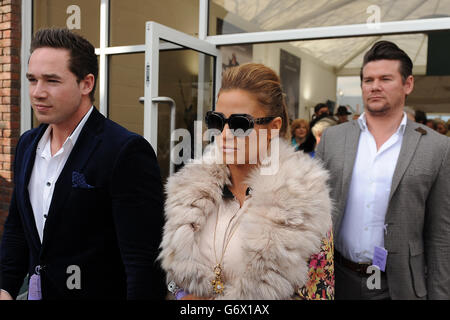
[316,41,450,300]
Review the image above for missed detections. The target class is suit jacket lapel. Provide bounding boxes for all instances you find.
[341,122,361,204]
[336,121,361,230]
[41,108,104,249]
[388,120,422,204]
[18,125,48,249]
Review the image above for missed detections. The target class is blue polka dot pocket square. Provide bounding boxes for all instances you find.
[72,171,95,189]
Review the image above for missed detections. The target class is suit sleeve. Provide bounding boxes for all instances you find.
[0,137,30,299]
[424,138,450,299]
[110,136,166,300]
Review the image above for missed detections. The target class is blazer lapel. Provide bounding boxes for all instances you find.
[335,121,361,230]
[341,122,361,204]
[17,124,48,249]
[40,108,104,249]
[387,120,422,204]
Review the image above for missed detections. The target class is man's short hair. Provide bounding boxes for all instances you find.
[314,103,328,114]
[360,40,413,83]
[414,110,427,124]
[30,28,98,102]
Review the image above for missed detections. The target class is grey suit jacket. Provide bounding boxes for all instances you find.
[316,119,450,300]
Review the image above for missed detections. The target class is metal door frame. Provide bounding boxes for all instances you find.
[143,21,222,151]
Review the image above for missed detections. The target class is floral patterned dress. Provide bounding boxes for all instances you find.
[296,229,334,300]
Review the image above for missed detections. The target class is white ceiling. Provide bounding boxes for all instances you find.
[214,0,450,30]
[213,0,450,73]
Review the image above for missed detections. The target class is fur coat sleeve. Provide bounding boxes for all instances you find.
[158,139,333,300]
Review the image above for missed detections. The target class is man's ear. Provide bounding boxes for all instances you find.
[80,74,95,97]
[404,75,414,95]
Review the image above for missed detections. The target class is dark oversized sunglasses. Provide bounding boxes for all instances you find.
[205,111,275,136]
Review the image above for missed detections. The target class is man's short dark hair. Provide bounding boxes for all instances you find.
[30,28,98,102]
[314,103,328,114]
[415,110,427,124]
[360,40,413,83]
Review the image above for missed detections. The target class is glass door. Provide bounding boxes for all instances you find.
[143,22,221,180]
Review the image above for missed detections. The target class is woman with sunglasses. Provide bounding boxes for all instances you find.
[159,63,333,300]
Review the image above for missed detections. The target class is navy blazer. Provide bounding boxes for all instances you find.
[0,108,166,299]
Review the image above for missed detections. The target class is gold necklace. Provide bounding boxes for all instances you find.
[212,207,242,295]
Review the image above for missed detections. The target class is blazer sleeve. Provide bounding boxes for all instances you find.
[424,138,450,299]
[0,143,30,299]
[109,135,166,300]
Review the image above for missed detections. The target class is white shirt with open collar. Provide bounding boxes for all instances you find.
[28,106,94,243]
[336,112,407,263]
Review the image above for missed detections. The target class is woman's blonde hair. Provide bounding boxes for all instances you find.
[290,118,309,137]
[311,117,337,138]
[219,63,290,139]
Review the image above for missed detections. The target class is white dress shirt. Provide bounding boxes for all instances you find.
[336,112,407,263]
[28,107,94,243]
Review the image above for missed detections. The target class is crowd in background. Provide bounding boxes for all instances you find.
[291,104,450,155]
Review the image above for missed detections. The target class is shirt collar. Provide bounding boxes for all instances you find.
[67,106,94,145]
[37,125,53,158]
[37,106,94,158]
[358,111,407,135]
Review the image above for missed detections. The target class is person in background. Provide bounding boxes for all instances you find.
[425,119,437,130]
[317,40,450,300]
[335,106,351,124]
[290,118,309,150]
[313,103,331,120]
[434,119,449,136]
[311,117,338,156]
[159,63,333,300]
[352,114,361,120]
[414,110,427,124]
[298,105,332,155]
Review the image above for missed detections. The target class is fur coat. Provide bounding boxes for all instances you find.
[158,138,332,299]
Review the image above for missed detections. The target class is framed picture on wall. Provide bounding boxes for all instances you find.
[217,18,253,71]
[280,49,301,121]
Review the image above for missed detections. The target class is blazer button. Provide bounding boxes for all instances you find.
[46,182,51,187]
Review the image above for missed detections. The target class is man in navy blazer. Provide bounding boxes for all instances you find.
[0,28,166,299]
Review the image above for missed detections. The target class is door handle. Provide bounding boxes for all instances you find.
[139,96,176,176]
